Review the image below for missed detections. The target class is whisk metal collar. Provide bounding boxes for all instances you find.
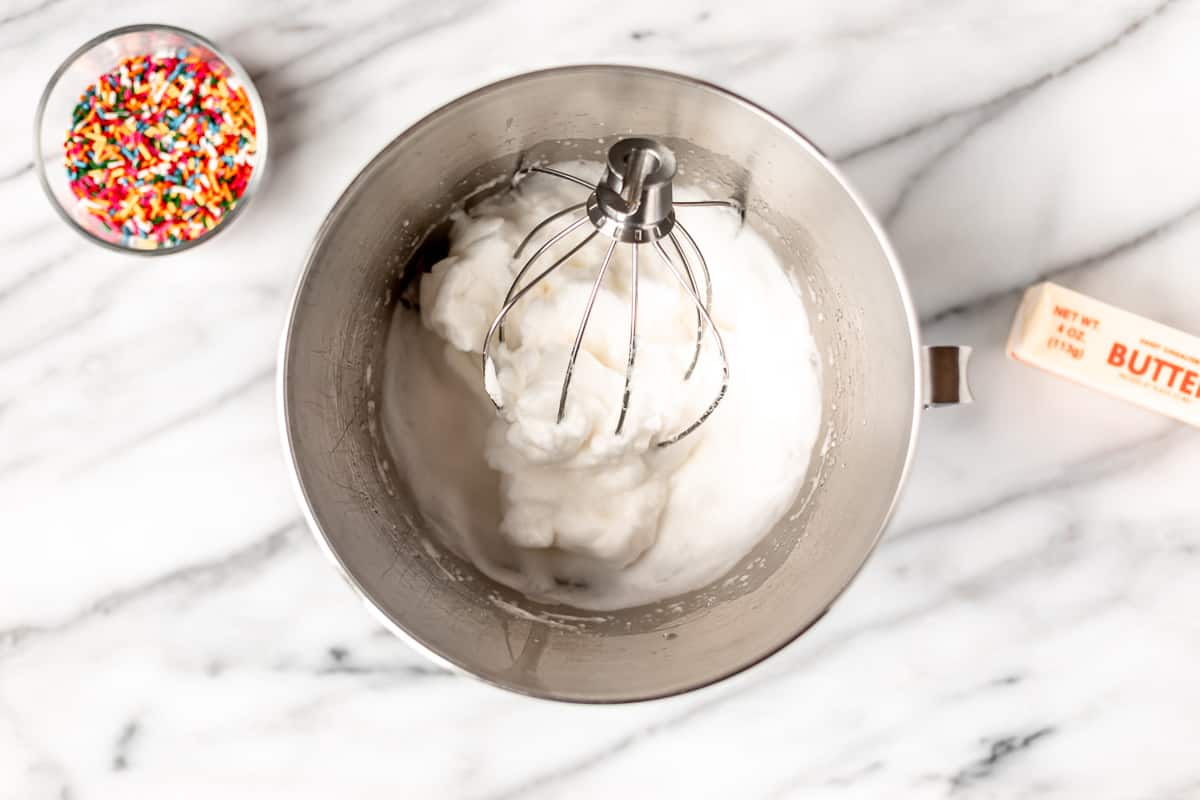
[587,137,677,243]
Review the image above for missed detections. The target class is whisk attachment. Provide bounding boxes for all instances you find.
[482,137,735,447]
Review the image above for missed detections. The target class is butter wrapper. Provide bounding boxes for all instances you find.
[1007,282,1200,428]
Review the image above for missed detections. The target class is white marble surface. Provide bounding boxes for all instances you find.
[3,0,1200,797]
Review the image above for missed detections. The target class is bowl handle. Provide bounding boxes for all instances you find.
[922,346,973,407]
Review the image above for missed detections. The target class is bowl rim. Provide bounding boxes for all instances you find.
[278,63,925,703]
[32,22,269,256]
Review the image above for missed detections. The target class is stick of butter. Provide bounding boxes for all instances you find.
[1007,282,1200,428]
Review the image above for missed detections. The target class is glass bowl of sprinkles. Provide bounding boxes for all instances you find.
[34,24,267,254]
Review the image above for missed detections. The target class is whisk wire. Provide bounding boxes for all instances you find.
[673,221,713,317]
[672,221,714,380]
[483,230,599,410]
[514,202,587,259]
[615,243,639,435]
[529,165,594,190]
[500,214,589,343]
[557,238,620,424]
[651,239,730,448]
[669,230,704,380]
[674,199,740,210]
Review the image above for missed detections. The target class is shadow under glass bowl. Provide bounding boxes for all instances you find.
[33,23,269,255]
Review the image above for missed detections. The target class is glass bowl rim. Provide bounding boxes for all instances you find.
[33,22,270,256]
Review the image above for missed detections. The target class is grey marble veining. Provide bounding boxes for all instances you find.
[2,0,1199,797]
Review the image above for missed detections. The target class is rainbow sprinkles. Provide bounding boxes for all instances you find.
[63,50,257,249]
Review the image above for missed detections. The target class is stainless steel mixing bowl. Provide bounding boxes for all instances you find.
[279,65,970,702]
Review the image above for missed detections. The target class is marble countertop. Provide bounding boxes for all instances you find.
[4,0,1200,797]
